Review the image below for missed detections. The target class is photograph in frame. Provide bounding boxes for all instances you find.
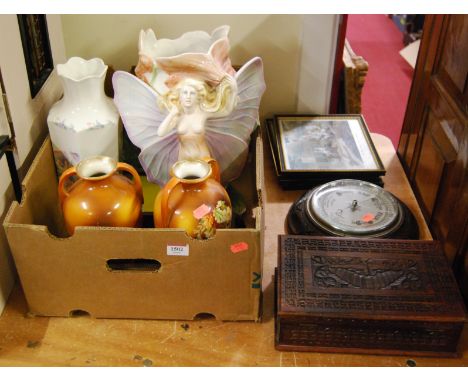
[274,115,385,174]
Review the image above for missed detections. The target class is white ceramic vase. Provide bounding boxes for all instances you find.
[47,57,119,176]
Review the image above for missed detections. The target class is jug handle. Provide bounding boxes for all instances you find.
[58,167,78,206]
[204,157,221,182]
[159,177,180,228]
[116,163,143,202]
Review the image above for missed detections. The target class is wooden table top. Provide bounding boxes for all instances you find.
[0,133,466,366]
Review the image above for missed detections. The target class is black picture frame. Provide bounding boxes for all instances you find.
[17,15,54,98]
[265,115,385,189]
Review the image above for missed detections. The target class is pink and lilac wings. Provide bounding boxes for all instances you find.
[112,71,179,186]
[113,57,265,186]
[205,57,266,183]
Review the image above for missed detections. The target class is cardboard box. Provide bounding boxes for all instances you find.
[4,133,264,321]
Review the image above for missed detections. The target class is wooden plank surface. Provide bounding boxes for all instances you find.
[0,133,466,366]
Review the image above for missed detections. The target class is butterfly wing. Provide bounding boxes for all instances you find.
[113,56,265,185]
[112,71,179,185]
[138,135,179,186]
[205,57,266,182]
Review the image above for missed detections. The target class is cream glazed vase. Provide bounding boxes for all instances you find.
[47,57,119,176]
[135,25,236,94]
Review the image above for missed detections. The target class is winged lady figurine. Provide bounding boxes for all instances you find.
[112,26,266,186]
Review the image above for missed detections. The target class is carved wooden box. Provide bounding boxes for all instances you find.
[275,235,467,357]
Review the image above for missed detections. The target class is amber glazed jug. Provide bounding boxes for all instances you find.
[154,158,232,239]
[58,156,143,235]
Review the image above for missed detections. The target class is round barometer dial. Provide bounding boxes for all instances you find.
[305,179,403,237]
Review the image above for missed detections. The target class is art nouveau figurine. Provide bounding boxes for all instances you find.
[113,26,266,186]
[157,76,237,162]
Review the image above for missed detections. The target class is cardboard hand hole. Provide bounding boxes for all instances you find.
[193,312,216,321]
[69,309,91,317]
[106,259,162,272]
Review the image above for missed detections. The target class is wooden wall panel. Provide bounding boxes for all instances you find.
[398,15,468,301]
[398,16,443,170]
[430,128,468,264]
[438,15,468,96]
[413,112,445,218]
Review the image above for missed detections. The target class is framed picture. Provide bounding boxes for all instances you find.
[17,15,54,98]
[265,115,385,189]
[274,114,384,173]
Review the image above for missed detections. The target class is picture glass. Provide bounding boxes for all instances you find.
[277,117,380,171]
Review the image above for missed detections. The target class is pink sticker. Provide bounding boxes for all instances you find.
[230,242,249,254]
[362,213,375,223]
[193,204,211,220]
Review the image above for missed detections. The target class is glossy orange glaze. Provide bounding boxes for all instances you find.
[154,159,231,239]
[59,161,143,235]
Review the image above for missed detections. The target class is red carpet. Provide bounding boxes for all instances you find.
[346,15,414,148]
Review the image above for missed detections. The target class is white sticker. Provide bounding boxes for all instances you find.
[167,244,189,257]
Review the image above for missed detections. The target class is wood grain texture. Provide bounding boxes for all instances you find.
[1,133,467,366]
[397,14,467,298]
[276,236,466,357]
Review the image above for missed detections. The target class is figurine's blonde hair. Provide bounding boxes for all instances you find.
[159,76,233,113]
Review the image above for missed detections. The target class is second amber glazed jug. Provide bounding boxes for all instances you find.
[154,158,232,239]
[58,156,143,235]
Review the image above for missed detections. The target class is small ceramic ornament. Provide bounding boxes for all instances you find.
[112,26,266,186]
[47,57,119,176]
[154,157,232,239]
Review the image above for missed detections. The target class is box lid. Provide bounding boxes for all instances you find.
[278,235,467,322]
